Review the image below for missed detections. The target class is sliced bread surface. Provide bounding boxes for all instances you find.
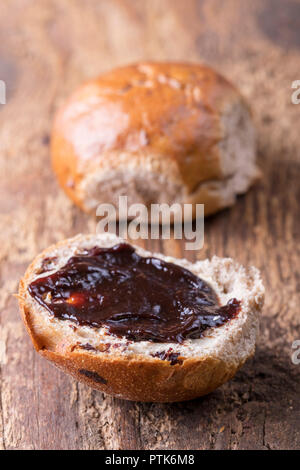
[19,233,264,402]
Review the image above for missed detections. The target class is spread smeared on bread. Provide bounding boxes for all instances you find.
[19,233,264,402]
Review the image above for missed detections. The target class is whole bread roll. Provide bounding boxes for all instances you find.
[51,62,260,218]
[19,233,264,402]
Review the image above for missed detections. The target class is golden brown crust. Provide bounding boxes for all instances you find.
[51,62,257,216]
[19,283,244,402]
[39,349,242,402]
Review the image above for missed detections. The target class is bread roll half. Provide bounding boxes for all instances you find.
[19,233,264,402]
[51,62,260,218]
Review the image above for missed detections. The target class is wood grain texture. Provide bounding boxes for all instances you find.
[0,0,299,450]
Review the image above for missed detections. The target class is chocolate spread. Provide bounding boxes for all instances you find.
[28,243,240,343]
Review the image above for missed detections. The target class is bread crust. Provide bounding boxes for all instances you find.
[18,234,264,402]
[51,62,260,217]
[19,291,242,402]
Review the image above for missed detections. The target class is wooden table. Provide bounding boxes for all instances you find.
[0,0,299,450]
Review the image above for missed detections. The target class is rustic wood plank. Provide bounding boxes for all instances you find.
[0,0,299,450]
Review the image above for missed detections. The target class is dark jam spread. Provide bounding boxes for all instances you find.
[28,244,241,343]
